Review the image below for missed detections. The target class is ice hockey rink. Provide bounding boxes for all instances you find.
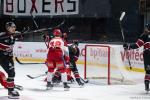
[0,62,149,100]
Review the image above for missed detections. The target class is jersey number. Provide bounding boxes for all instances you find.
[50,41,61,48]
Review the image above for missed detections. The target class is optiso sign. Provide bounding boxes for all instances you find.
[3,0,79,16]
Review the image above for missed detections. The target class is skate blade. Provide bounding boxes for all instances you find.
[79,85,85,88]
[146,91,149,94]
[8,95,19,99]
[64,88,70,91]
[46,87,53,90]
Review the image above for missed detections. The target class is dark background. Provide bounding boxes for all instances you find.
[0,0,147,43]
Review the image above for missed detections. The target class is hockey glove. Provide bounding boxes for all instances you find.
[5,46,13,52]
[64,55,70,68]
[123,43,130,50]
[74,56,78,62]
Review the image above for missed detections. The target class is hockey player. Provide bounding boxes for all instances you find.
[62,32,84,86]
[52,33,84,86]
[123,23,150,93]
[67,40,84,86]
[62,32,75,82]
[45,29,70,90]
[0,22,20,98]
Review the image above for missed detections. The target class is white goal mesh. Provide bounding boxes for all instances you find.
[84,44,135,85]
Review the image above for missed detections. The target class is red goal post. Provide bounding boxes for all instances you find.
[84,45,111,84]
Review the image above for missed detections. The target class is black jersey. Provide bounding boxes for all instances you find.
[0,32,15,56]
[129,32,150,71]
[68,44,79,62]
[130,32,150,51]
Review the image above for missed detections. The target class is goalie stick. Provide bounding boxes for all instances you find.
[15,57,45,65]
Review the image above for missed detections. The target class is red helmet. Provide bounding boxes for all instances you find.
[53,29,62,36]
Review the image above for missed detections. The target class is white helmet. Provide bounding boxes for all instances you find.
[5,22,16,30]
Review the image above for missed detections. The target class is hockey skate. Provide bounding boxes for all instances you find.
[76,78,84,87]
[46,82,53,90]
[145,86,150,94]
[63,82,70,91]
[67,77,75,84]
[8,90,20,99]
[52,76,61,84]
[145,80,149,94]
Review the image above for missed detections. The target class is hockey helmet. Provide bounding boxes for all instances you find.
[5,22,16,30]
[63,32,67,38]
[145,23,150,31]
[73,40,79,46]
[53,29,62,36]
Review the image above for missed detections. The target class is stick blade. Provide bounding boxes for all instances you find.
[26,75,34,79]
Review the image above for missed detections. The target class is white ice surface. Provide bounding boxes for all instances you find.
[0,62,149,100]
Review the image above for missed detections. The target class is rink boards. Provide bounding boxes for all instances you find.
[13,42,144,73]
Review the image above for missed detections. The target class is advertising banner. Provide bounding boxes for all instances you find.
[14,42,144,72]
[3,0,79,16]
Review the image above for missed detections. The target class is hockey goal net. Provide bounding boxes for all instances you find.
[84,44,134,85]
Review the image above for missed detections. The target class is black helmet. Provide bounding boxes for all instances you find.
[73,40,79,46]
[145,23,150,31]
[5,22,16,30]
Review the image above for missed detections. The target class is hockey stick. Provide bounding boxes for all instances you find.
[68,25,75,32]
[15,57,45,65]
[119,11,132,70]
[26,71,48,79]
[0,26,30,40]
[119,12,126,43]
[27,74,46,79]
[80,77,89,83]
[0,19,65,40]
[29,18,65,33]
[14,84,23,91]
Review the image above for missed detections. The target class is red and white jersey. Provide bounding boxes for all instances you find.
[49,37,68,55]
